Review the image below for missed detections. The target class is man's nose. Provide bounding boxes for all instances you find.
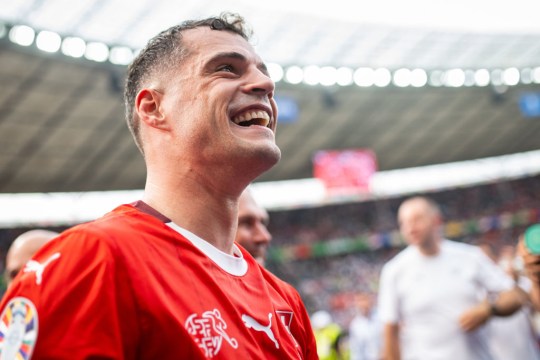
[242,67,275,96]
[254,222,272,243]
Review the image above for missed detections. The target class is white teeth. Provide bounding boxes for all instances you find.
[232,110,271,127]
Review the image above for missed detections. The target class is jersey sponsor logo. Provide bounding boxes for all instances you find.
[185,309,238,358]
[242,313,279,349]
[0,297,38,360]
[23,252,61,285]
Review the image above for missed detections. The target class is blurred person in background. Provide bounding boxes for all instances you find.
[519,224,540,311]
[0,13,317,359]
[479,242,540,360]
[348,292,382,360]
[235,187,272,266]
[312,309,346,360]
[378,196,523,360]
[4,229,58,288]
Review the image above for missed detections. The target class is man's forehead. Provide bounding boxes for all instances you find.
[183,27,259,59]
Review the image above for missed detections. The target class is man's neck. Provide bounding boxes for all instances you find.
[142,175,243,255]
[418,238,441,257]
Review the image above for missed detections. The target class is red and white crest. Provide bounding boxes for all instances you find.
[185,309,238,358]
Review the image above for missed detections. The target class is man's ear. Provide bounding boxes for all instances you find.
[135,88,170,130]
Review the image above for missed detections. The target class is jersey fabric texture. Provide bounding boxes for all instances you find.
[378,239,513,360]
[0,203,318,360]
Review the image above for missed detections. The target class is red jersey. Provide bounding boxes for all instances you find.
[0,203,318,359]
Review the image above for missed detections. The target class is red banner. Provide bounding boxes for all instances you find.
[313,149,377,194]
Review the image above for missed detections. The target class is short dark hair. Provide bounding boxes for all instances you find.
[124,12,252,154]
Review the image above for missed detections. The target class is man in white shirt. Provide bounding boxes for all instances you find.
[378,196,523,360]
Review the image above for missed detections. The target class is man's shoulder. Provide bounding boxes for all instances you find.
[53,203,170,255]
[260,266,297,294]
[382,246,415,270]
[442,239,481,255]
[258,267,308,308]
[68,203,161,237]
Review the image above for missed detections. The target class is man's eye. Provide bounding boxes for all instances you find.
[217,64,234,73]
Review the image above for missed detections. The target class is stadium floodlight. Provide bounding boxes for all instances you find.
[354,67,375,87]
[393,68,412,87]
[303,65,320,86]
[109,46,134,65]
[36,30,62,53]
[533,67,540,84]
[374,68,392,87]
[267,63,284,82]
[444,68,465,87]
[85,41,109,62]
[3,21,540,90]
[319,66,337,86]
[474,69,490,86]
[463,70,476,87]
[428,70,444,87]
[9,25,35,47]
[502,67,520,86]
[284,66,303,84]
[410,68,428,87]
[336,67,353,86]
[61,37,86,58]
[490,69,503,86]
[520,68,533,84]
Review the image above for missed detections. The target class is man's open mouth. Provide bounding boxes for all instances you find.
[232,110,270,127]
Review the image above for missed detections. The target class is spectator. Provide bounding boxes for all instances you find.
[312,310,346,360]
[518,224,540,311]
[235,188,272,266]
[378,196,523,360]
[348,292,382,360]
[4,229,58,287]
[480,243,540,360]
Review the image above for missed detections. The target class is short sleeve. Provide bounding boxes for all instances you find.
[0,228,139,359]
[473,247,514,295]
[377,263,400,324]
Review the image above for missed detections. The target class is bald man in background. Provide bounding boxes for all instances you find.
[378,196,523,360]
[5,229,58,287]
[235,189,272,266]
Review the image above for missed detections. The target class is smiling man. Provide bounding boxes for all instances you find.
[0,13,317,359]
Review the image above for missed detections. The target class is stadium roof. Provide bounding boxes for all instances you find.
[1,0,540,193]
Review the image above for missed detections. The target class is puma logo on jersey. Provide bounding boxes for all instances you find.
[23,252,61,285]
[242,313,279,349]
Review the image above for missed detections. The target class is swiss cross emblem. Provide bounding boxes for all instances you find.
[185,309,238,357]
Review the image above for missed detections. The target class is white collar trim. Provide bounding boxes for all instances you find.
[166,222,248,276]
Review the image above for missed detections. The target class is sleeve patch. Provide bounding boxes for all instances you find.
[0,297,38,360]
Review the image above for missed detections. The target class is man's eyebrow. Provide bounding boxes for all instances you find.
[207,51,246,64]
[206,51,270,75]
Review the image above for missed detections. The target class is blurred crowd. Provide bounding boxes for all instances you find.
[1,174,539,359]
[265,174,540,359]
[267,175,540,317]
